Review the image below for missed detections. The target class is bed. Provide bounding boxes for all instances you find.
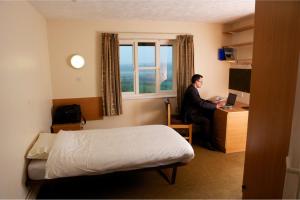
[27,125,194,184]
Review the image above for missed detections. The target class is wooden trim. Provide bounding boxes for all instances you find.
[167,103,171,126]
[52,97,103,121]
[188,124,193,144]
[170,124,190,129]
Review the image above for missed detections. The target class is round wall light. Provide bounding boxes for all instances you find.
[70,54,85,69]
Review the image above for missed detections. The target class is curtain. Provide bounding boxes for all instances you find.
[101,33,123,116]
[176,35,195,112]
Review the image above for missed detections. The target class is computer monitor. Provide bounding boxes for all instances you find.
[229,68,251,93]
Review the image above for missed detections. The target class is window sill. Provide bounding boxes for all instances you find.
[122,93,177,100]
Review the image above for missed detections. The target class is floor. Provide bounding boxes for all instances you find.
[36,145,245,199]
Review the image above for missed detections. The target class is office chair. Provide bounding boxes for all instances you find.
[164,98,193,144]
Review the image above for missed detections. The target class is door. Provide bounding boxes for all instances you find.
[242,1,300,198]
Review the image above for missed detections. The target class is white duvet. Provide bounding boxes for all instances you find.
[45,125,194,179]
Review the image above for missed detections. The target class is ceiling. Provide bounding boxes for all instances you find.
[30,0,255,23]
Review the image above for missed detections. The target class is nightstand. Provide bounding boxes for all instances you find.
[51,123,83,133]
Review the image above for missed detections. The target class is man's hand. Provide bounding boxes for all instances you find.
[216,101,226,109]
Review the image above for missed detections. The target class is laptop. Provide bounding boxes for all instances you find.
[222,93,237,109]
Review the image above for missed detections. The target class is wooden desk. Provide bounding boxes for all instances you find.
[213,102,249,153]
[51,123,83,133]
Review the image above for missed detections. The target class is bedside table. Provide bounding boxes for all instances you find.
[51,123,83,133]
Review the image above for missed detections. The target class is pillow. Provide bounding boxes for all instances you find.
[27,133,56,159]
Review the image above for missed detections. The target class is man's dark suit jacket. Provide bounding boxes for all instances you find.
[181,84,216,123]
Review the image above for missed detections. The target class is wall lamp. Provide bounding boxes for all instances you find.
[70,54,85,69]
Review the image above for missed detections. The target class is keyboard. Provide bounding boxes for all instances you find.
[221,105,233,109]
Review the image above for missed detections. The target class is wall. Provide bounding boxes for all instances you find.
[47,19,228,129]
[0,1,52,198]
[223,15,254,104]
[283,53,300,198]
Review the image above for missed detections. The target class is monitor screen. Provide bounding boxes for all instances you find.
[229,68,251,93]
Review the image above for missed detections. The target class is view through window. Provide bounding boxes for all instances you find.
[120,44,134,92]
[120,40,175,97]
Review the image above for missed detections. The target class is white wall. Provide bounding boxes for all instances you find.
[0,1,52,198]
[47,19,228,129]
[283,53,300,198]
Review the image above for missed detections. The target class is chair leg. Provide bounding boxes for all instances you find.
[189,125,193,144]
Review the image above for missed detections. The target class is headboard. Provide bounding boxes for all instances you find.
[52,97,103,120]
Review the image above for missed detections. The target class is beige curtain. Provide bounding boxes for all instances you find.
[101,33,123,116]
[176,35,195,112]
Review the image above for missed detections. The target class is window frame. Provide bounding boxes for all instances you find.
[119,39,177,99]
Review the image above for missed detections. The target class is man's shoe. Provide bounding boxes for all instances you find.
[204,142,217,151]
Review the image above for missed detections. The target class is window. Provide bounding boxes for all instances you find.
[120,45,134,92]
[119,40,176,98]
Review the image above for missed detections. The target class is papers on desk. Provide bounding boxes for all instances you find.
[209,96,226,104]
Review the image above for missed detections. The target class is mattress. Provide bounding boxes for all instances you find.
[28,159,46,180]
[28,125,194,180]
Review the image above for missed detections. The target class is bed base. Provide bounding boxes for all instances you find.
[26,162,186,187]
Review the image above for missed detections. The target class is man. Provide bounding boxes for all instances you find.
[181,74,223,150]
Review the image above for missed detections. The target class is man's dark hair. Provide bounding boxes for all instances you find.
[191,74,203,83]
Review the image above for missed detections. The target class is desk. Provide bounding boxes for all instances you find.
[213,102,249,153]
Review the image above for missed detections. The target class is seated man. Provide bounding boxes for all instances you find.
[181,74,223,150]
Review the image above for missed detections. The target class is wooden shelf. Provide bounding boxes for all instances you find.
[223,24,254,34]
[236,58,252,65]
[225,59,236,63]
[224,42,253,48]
[225,58,252,66]
[234,58,252,65]
[221,21,254,65]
